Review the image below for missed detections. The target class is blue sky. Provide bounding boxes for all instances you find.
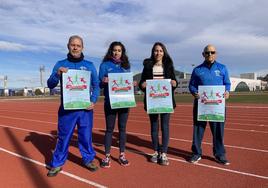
[1,0,268,88]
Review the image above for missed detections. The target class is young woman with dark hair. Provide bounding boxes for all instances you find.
[99,41,132,168]
[139,42,178,166]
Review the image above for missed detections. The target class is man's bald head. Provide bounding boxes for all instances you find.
[202,44,217,63]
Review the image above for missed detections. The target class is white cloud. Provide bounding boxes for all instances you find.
[0,41,26,51]
[188,25,268,54]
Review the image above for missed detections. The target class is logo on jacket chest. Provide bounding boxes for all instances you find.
[214,70,221,77]
[79,66,88,70]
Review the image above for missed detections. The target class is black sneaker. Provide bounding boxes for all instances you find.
[215,156,230,165]
[85,160,99,172]
[159,153,169,166]
[119,153,130,166]
[188,155,201,164]
[100,154,111,168]
[47,167,62,177]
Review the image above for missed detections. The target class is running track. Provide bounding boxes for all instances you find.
[0,98,267,188]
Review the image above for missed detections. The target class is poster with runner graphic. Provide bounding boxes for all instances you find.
[108,72,136,109]
[62,69,91,110]
[146,79,173,114]
[198,85,225,122]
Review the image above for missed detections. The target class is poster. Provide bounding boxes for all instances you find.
[62,69,91,110]
[108,72,136,109]
[197,85,226,122]
[146,79,173,114]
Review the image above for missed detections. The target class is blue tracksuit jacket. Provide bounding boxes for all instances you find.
[189,61,231,94]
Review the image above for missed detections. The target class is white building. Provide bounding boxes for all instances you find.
[230,77,266,91]
[175,73,267,93]
[240,73,257,80]
[176,78,191,93]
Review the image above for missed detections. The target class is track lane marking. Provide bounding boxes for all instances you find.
[0,147,107,188]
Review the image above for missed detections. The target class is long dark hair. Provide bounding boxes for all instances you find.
[150,42,174,67]
[102,41,130,69]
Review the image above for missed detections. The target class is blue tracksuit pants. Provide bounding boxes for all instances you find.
[191,100,226,157]
[49,107,96,168]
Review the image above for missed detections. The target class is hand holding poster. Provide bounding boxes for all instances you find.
[108,72,136,109]
[62,69,91,110]
[197,85,225,122]
[146,79,173,114]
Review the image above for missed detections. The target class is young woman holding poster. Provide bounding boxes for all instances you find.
[139,42,178,166]
[99,41,132,168]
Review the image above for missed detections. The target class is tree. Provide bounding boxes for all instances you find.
[35,88,43,95]
[257,74,268,81]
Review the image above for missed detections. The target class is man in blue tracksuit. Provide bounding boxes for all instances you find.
[188,44,231,165]
[47,35,100,177]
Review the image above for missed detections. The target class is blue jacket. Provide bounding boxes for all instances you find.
[47,58,100,103]
[99,60,130,104]
[189,61,231,95]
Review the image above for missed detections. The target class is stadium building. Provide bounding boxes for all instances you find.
[176,73,267,93]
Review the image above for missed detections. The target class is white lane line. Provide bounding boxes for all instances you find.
[168,156,268,180]
[0,114,267,134]
[228,105,268,109]
[0,147,107,188]
[0,97,58,101]
[173,104,268,109]
[0,115,56,124]
[1,121,268,154]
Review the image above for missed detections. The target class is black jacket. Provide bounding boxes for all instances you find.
[138,58,178,111]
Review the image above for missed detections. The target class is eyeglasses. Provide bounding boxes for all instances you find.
[204,51,216,55]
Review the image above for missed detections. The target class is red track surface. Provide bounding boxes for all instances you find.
[0,99,267,188]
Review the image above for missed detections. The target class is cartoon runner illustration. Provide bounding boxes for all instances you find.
[80,77,86,84]
[162,86,168,91]
[150,86,156,93]
[112,80,119,87]
[202,91,208,99]
[67,76,73,84]
[125,79,131,85]
[215,92,222,98]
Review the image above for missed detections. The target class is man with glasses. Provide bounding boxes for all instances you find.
[188,44,231,165]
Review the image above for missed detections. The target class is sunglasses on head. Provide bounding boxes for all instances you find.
[204,51,216,55]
